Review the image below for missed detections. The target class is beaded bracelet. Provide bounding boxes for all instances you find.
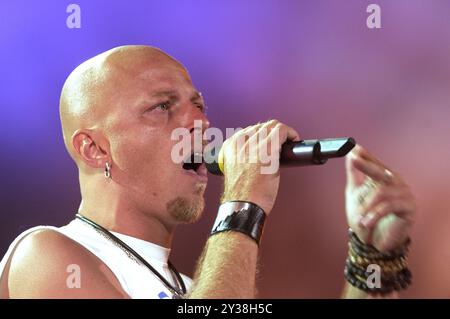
[344,229,412,294]
[348,229,410,258]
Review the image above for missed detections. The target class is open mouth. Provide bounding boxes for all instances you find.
[182,152,204,173]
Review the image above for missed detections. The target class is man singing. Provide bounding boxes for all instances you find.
[0,46,416,298]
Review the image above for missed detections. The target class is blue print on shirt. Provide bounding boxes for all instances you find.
[158,291,170,299]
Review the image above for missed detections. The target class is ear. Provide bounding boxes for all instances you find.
[72,129,110,169]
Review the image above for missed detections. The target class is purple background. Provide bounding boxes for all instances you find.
[1,0,449,298]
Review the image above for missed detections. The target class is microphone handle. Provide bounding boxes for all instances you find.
[280,139,325,166]
[205,137,356,175]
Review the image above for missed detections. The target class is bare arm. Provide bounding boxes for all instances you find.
[2,229,128,299]
[342,282,398,299]
[188,120,300,299]
[188,232,258,298]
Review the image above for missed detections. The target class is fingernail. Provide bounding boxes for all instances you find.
[361,212,376,227]
[358,215,365,227]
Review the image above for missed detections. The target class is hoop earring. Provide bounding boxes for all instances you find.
[105,162,111,179]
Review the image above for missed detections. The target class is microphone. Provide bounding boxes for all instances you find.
[204,137,356,176]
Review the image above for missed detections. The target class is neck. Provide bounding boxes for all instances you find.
[78,177,175,249]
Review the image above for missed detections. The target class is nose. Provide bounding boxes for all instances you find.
[184,105,210,135]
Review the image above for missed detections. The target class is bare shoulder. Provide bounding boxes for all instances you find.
[2,228,128,298]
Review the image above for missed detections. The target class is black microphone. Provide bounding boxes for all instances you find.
[204,137,356,176]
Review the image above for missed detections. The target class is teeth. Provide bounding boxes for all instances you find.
[192,153,203,165]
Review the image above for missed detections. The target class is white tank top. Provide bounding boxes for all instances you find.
[0,218,192,299]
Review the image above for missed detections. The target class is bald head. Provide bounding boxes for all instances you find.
[59,45,185,165]
[59,45,209,227]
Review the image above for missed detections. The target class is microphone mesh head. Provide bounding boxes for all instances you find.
[204,145,223,176]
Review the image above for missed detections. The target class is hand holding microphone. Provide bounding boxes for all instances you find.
[216,120,301,215]
[204,132,355,175]
[204,120,355,215]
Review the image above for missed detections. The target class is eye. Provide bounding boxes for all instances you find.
[195,103,206,113]
[152,101,171,112]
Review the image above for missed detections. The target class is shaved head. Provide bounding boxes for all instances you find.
[59,45,209,228]
[60,45,184,166]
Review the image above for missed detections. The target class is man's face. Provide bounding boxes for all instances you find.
[104,58,210,226]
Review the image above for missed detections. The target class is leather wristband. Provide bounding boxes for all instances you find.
[210,201,267,245]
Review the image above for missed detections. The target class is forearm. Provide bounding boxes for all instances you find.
[188,231,259,299]
[341,282,398,299]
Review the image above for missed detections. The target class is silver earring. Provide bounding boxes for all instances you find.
[105,162,111,179]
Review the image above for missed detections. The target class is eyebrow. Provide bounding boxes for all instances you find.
[151,90,203,101]
[190,91,203,102]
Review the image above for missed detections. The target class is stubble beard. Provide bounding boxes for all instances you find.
[167,182,206,224]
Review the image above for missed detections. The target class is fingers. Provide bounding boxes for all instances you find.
[359,198,416,229]
[238,119,301,154]
[361,184,411,215]
[260,119,301,143]
[351,144,385,167]
[351,155,396,185]
[232,120,300,144]
[357,177,416,230]
[346,144,391,187]
[222,119,301,170]
[346,151,366,186]
[281,123,301,143]
[346,145,417,250]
